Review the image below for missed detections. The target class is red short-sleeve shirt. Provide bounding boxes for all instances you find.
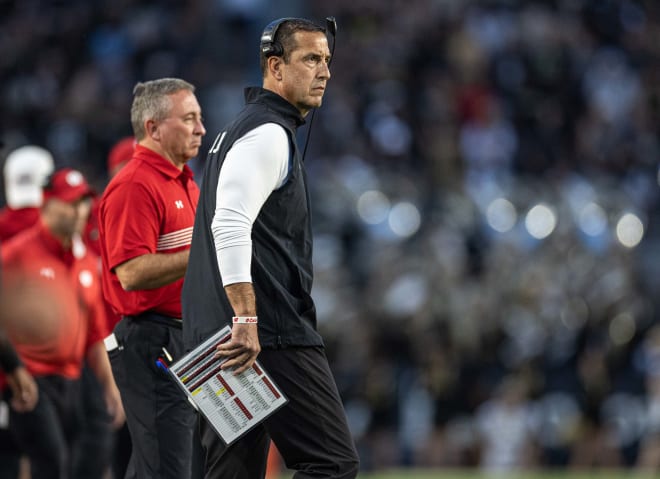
[1,223,108,379]
[0,206,40,243]
[98,145,199,318]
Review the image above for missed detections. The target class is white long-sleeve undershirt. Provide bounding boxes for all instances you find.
[211,123,290,286]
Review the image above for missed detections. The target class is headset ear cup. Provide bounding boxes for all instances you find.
[260,17,296,58]
[262,42,281,57]
[270,43,283,57]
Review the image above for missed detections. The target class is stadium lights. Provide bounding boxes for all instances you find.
[388,201,421,238]
[524,203,557,240]
[356,190,390,224]
[615,212,644,248]
[486,197,517,233]
[577,202,607,237]
[609,312,636,346]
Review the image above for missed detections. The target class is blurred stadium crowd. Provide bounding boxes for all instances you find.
[2,0,660,474]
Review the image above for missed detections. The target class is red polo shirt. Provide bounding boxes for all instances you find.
[98,145,199,318]
[0,206,40,242]
[1,222,107,379]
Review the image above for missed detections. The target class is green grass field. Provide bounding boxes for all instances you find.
[278,470,657,479]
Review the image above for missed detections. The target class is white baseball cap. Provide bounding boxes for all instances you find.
[4,145,55,208]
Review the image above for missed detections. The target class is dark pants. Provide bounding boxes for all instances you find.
[8,375,87,479]
[199,346,359,479]
[0,400,20,479]
[76,366,113,478]
[111,422,132,479]
[109,315,196,479]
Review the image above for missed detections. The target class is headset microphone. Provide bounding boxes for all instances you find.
[326,16,337,36]
[325,16,337,65]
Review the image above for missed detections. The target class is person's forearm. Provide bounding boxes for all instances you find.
[86,342,116,390]
[115,250,189,290]
[224,282,257,316]
[86,341,125,428]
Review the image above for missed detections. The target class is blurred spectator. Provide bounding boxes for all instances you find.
[635,325,660,471]
[475,375,538,472]
[0,144,53,479]
[0,334,38,414]
[106,136,135,179]
[0,145,54,242]
[0,330,38,479]
[1,168,124,479]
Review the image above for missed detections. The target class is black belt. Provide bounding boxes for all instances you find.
[105,312,182,352]
[126,312,183,329]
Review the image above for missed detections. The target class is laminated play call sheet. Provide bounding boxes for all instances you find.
[169,325,287,444]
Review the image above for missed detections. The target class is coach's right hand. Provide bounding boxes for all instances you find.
[217,322,261,375]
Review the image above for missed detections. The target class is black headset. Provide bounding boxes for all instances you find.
[260,17,296,57]
[260,16,337,63]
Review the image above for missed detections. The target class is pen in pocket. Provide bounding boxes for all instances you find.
[155,358,169,371]
[162,347,173,363]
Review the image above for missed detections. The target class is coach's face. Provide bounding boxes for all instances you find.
[276,31,331,117]
[155,89,206,168]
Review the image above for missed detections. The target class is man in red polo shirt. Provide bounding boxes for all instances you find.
[98,78,205,479]
[0,144,52,478]
[1,167,124,479]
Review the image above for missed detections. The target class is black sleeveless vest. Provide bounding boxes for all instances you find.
[183,87,323,350]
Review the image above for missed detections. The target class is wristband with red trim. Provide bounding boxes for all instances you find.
[232,316,258,324]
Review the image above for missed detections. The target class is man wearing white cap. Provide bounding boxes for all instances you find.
[0,145,55,242]
[1,168,124,479]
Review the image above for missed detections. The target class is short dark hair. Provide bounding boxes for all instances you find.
[259,18,326,76]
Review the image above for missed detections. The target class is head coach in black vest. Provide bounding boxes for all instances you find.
[182,16,359,479]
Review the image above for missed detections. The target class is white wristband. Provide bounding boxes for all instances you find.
[232,316,258,324]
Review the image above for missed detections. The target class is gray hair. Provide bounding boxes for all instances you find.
[130,78,195,140]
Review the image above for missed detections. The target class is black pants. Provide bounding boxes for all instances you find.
[110,315,197,479]
[8,375,92,479]
[111,422,132,479]
[76,365,113,478]
[0,400,20,479]
[199,346,359,479]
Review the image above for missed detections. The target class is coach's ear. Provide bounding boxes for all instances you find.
[267,56,284,81]
[146,119,160,141]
